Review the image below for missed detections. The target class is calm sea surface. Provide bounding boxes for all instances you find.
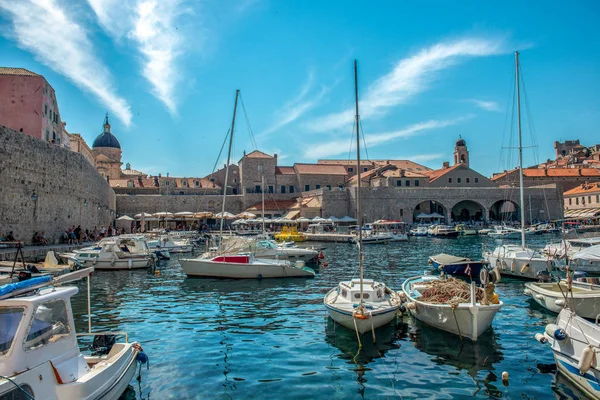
[68,235,588,399]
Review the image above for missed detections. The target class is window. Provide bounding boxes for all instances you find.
[475,177,479,183]
[195,181,200,187]
[179,191,184,195]
[597,195,599,203]
[290,186,295,193]
[457,177,462,183]
[569,198,572,205]
[0,307,25,356]
[316,185,321,189]
[348,167,354,173]
[25,300,71,351]
[576,198,579,205]
[448,178,452,183]
[363,167,368,172]
[466,178,470,183]
[396,180,402,187]
[255,185,261,193]
[281,186,286,194]
[268,186,274,193]
[127,181,134,188]
[44,104,47,115]
[327,185,331,190]
[208,200,215,209]
[589,196,592,203]
[405,180,410,187]
[415,180,419,187]
[305,185,310,191]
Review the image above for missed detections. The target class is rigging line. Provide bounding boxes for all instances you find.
[347,120,357,163]
[498,61,516,175]
[195,127,231,213]
[239,92,258,150]
[359,119,370,163]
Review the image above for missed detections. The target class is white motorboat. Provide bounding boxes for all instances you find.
[179,254,315,278]
[252,240,319,263]
[569,245,600,273]
[410,226,429,237]
[372,220,408,242]
[525,279,600,318]
[147,233,193,253]
[487,225,523,239]
[324,60,400,337]
[484,244,555,280]
[69,238,154,270]
[0,269,147,400]
[544,237,600,259]
[428,225,460,238]
[539,307,600,398]
[402,275,503,341]
[361,232,394,244]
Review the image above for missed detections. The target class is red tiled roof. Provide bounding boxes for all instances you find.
[276,166,296,175]
[492,167,600,181]
[244,150,273,159]
[564,183,600,196]
[246,199,298,211]
[426,164,464,182]
[0,67,40,76]
[317,159,373,166]
[294,163,348,175]
[373,160,432,171]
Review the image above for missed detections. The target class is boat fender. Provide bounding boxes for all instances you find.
[502,371,509,386]
[480,269,489,286]
[534,294,544,300]
[510,261,517,272]
[520,264,531,274]
[318,252,325,260]
[578,346,596,375]
[111,260,115,267]
[257,274,263,280]
[545,324,568,341]
[535,333,548,344]
[322,262,328,267]
[406,302,416,310]
[132,343,149,368]
[128,259,133,269]
[554,299,565,307]
[400,305,407,313]
[493,266,501,283]
[523,289,531,296]
[500,260,507,271]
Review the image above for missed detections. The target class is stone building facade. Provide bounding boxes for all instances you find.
[0,125,115,244]
[563,183,600,219]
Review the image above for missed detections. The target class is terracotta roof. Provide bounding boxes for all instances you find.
[380,169,429,178]
[317,159,373,166]
[0,67,40,76]
[275,166,296,175]
[109,179,133,188]
[492,167,600,181]
[122,168,145,176]
[172,177,219,189]
[246,199,298,211]
[244,150,273,159]
[347,164,396,183]
[373,160,432,171]
[138,178,156,187]
[426,164,464,183]
[564,183,600,196]
[294,163,348,175]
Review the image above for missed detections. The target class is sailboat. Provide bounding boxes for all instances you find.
[323,60,402,335]
[179,90,315,279]
[483,52,556,280]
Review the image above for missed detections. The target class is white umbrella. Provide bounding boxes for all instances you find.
[328,216,342,222]
[215,211,236,219]
[278,218,294,224]
[236,211,257,219]
[174,211,194,217]
[430,212,444,219]
[312,217,330,223]
[340,216,357,222]
[153,212,174,218]
[297,217,311,222]
[134,212,153,219]
[117,215,134,221]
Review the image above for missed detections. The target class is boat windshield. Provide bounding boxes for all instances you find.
[0,307,25,356]
[258,240,277,249]
[24,300,71,351]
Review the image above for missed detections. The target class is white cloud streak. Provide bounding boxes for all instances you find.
[304,116,471,159]
[464,99,501,112]
[87,0,132,38]
[0,0,132,126]
[308,37,507,132]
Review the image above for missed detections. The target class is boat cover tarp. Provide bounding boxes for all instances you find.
[429,253,470,265]
[0,275,52,298]
[571,245,600,262]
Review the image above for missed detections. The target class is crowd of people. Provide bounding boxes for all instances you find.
[62,225,121,244]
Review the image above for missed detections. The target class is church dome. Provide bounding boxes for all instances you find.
[456,137,466,147]
[92,114,120,149]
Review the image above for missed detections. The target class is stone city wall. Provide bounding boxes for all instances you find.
[0,124,115,244]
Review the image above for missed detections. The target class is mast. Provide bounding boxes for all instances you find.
[515,51,526,248]
[261,167,266,234]
[354,60,364,306]
[220,89,240,234]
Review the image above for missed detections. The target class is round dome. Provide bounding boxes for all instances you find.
[92,132,121,149]
[456,138,466,147]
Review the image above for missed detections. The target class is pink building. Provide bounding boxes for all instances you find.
[0,67,66,145]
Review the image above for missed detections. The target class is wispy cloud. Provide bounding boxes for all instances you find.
[87,0,186,115]
[304,116,471,159]
[308,36,508,132]
[464,99,501,112]
[0,0,132,126]
[262,71,335,136]
[401,153,445,163]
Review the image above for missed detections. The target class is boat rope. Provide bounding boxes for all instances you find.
[451,303,463,343]
[353,317,362,348]
[370,311,376,343]
[0,376,35,400]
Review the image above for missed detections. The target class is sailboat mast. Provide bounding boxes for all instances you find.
[354,60,364,304]
[261,172,266,234]
[220,89,240,234]
[515,51,526,248]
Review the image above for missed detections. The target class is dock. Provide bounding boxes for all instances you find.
[304,233,355,243]
[0,242,89,262]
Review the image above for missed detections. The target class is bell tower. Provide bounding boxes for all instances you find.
[453,136,469,167]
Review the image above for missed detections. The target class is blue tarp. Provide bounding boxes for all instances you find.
[0,276,52,297]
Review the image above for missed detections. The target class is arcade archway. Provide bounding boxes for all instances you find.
[413,200,448,224]
[451,200,485,222]
[489,199,520,222]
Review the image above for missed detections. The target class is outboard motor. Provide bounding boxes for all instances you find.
[91,334,117,355]
[536,270,552,283]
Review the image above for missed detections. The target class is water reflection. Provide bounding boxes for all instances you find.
[409,321,504,397]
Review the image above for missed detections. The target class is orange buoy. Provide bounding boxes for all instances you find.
[318,252,325,260]
[322,262,328,267]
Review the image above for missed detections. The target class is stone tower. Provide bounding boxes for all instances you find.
[92,113,122,180]
[453,136,469,167]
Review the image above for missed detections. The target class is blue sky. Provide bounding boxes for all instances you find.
[1,0,599,178]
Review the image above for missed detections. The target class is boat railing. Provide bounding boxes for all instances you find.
[77,331,130,343]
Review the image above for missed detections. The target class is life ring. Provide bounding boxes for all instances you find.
[480,268,489,285]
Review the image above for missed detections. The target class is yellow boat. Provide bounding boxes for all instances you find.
[274,226,307,243]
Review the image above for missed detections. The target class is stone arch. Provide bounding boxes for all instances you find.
[450,200,487,223]
[412,200,450,224]
[488,199,520,222]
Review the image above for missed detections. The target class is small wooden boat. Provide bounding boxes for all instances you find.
[525,279,600,318]
[428,253,490,281]
[402,275,503,341]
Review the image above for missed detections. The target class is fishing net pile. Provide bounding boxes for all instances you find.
[418,278,486,304]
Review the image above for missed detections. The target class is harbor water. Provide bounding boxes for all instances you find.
[69,235,587,399]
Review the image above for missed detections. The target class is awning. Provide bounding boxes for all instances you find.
[283,210,300,220]
[564,208,600,219]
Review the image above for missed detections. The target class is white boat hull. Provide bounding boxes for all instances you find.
[525,281,600,319]
[402,277,502,341]
[80,258,151,270]
[179,258,314,278]
[484,245,553,280]
[323,287,400,334]
[546,309,600,398]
